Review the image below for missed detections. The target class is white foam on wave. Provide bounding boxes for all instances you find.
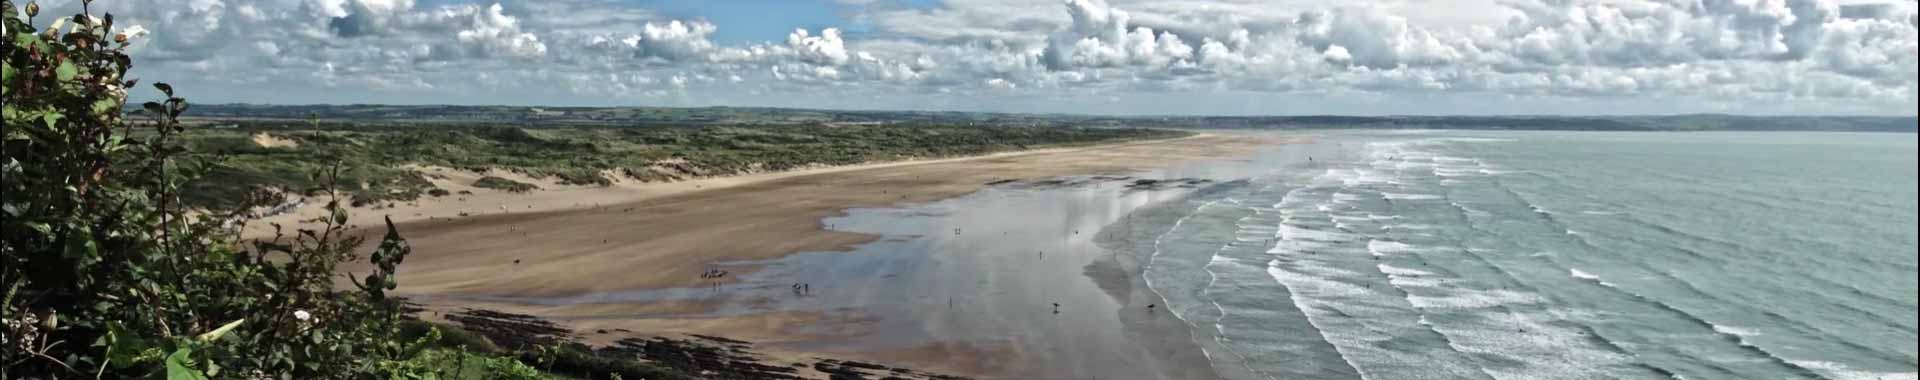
[1568,268,1619,287]
[1321,159,1399,187]
[1332,192,1365,203]
[1406,288,1543,309]
[1435,137,1519,143]
[1366,240,1423,257]
[1579,210,1621,216]
[1382,192,1443,201]
[1433,310,1637,380]
[1710,324,1762,337]
[1262,260,1375,378]
[1385,223,1436,231]
[1787,360,1919,380]
[1267,260,1379,300]
[1341,169,1396,186]
[1377,263,1434,277]
[1329,213,1372,223]
[1377,263,1453,288]
[1382,260,1635,377]
[1450,201,1491,218]
[1386,274,1451,288]
[1279,223,1354,243]
[1379,159,1435,171]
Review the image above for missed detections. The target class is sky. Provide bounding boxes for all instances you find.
[19,0,1920,115]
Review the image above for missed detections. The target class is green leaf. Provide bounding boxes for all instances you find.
[55,61,78,82]
[105,322,154,369]
[197,319,244,342]
[2,61,15,84]
[93,98,120,115]
[164,348,209,380]
[63,232,97,259]
[155,82,174,97]
[41,112,64,129]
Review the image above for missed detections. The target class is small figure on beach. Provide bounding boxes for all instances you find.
[1147,304,1156,312]
[1052,302,1060,314]
[513,259,521,265]
[792,283,802,295]
[804,283,811,294]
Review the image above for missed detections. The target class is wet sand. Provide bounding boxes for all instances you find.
[313,133,1286,378]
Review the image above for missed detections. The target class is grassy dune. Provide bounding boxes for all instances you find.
[176,124,1188,209]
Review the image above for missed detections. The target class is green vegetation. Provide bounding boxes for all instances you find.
[0,3,681,379]
[175,123,1187,209]
[472,176,539,193]
[182,103,1917,132]
[381,349,545,380]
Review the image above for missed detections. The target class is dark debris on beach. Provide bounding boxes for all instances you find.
[441,308,974,380]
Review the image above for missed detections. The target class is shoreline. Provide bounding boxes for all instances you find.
[1088,179,1263,380]
[241,134,1217,240]
[318,132,1284,379]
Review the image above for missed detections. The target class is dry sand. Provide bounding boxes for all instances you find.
[255,133,1265,297]
[247,133,1273,378]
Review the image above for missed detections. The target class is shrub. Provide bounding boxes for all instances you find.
[381,349,545,380]
[525,344,691,380]
[1,2,423,379]
[398,320,502,354]
[471,176,538,193]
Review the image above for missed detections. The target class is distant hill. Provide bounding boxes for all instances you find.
[172,104,1918,132]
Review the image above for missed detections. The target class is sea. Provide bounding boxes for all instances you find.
[1120,131,1919,380]
[499,130,1918,380]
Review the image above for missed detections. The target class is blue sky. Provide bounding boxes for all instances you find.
[39,0,1920,115]
[631,0,863,44]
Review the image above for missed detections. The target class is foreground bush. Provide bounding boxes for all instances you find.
[1,1,431,378]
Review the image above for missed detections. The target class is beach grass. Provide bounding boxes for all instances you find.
[175,124,1188,209]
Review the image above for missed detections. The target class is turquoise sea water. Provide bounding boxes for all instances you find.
[1132,131,1919,380]
[488,130,1916,379]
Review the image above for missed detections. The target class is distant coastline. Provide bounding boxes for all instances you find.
[172,103,1919,132]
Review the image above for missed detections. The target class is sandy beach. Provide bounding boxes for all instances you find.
[253,133,1279,378]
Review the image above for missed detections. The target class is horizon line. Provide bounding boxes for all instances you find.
[175,102,1920,120]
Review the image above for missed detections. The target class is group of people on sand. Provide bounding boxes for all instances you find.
[700,269,729,279]
[791,283,812,295]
